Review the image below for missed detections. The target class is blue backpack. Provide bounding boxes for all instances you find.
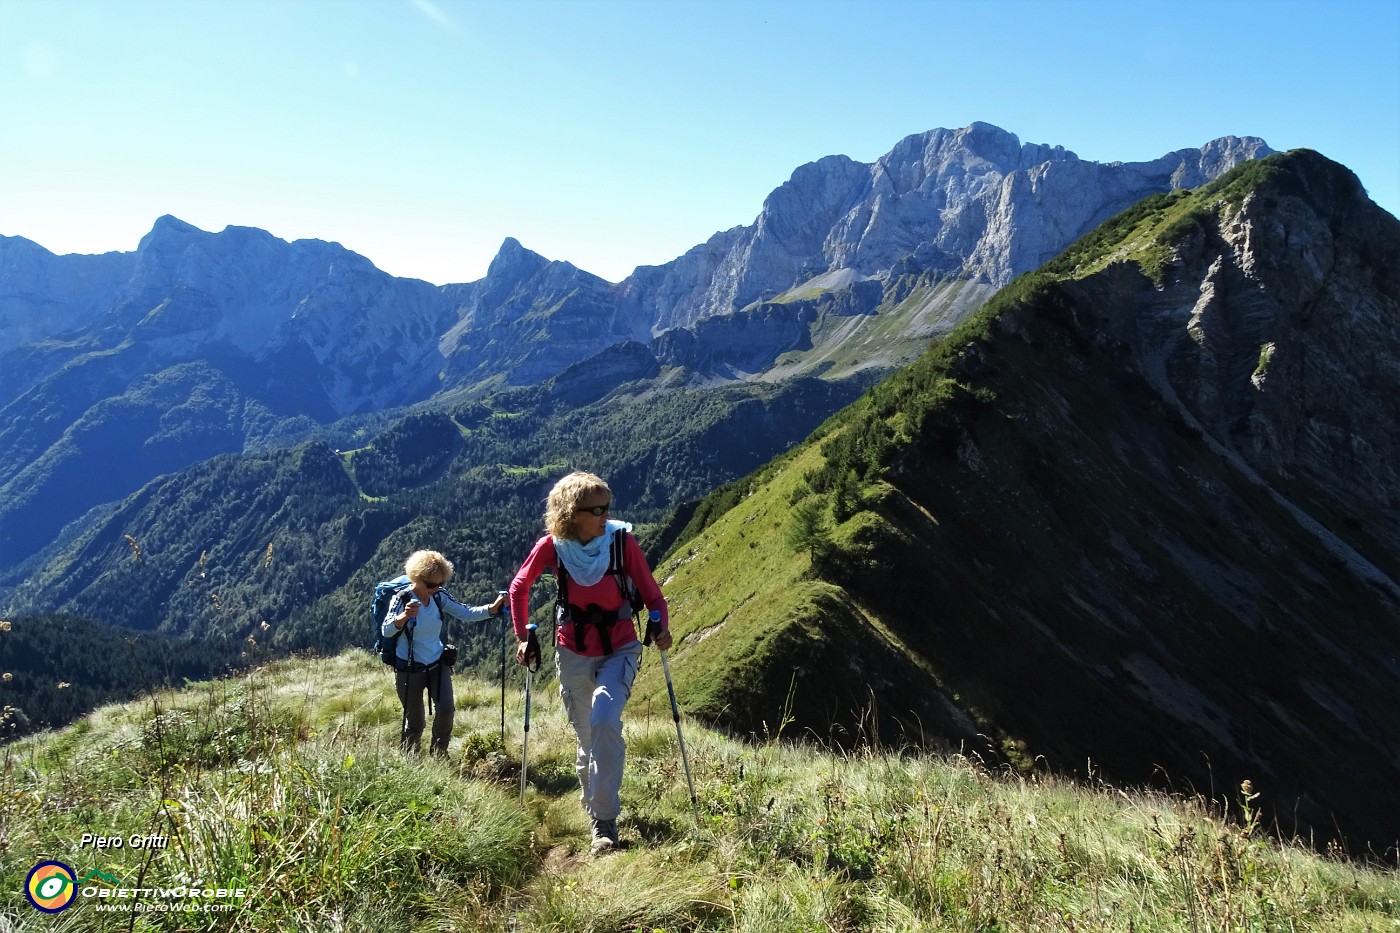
[372,575,442,667]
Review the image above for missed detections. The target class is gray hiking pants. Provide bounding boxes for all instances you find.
[396,662,454,757]
[556,641,642,821]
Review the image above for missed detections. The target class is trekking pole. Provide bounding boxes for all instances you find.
[648,610,698,816]
[519,623,541,804]
[499,590,508,745]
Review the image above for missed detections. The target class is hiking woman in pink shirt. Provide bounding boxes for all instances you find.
[508,471,671,854]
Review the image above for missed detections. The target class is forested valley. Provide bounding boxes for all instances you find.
[0,372,869,737]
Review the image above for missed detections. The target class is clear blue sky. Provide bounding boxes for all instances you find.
[2,0,1397,285]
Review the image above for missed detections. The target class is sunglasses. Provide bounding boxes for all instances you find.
[420,580,444,590]
[576,502,612,517]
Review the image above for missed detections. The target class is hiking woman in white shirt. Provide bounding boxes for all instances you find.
[383,549,504,757]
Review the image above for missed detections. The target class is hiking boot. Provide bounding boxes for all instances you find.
[590,818,618,854]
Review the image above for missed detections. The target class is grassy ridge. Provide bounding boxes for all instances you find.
[626,261,1052,748]
[0,653,1394,930]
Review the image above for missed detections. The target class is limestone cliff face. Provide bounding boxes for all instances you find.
[1159,157,1400,518]
[1057,153,1400,591]
[626,124,1272,338]
[0,236,133,357]
[124,217,455,414]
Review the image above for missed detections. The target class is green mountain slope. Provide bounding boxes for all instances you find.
[637,151,1400,849]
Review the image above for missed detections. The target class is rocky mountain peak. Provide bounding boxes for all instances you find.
[1161,135,1274,188]
[128,214,208,279]
[485,236,548,280]
[948,121,1058,169]
[626,123,1275,334]
[143,213,204,240]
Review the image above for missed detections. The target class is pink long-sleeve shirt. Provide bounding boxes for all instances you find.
[508,532,668,656]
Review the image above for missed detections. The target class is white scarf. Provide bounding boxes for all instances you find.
[553,519,632,586]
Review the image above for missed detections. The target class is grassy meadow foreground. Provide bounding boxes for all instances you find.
[0,652,1395,931]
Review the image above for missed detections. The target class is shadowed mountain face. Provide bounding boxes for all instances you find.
[646,152,1400,848]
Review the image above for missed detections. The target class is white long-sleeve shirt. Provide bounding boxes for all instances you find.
[381,589,494,666]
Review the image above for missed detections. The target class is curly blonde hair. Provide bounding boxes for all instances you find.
[545,471,611,540]
[404,549,454,585]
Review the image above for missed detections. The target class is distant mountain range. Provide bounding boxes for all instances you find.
[0,123,1271,570]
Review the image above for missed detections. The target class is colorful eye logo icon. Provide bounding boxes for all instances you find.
[26,861,77,913]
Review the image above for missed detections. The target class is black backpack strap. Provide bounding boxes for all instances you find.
[388,586,416,669]
[609,532,625,574]
[609,532,645,619]
[433,590,448,647]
